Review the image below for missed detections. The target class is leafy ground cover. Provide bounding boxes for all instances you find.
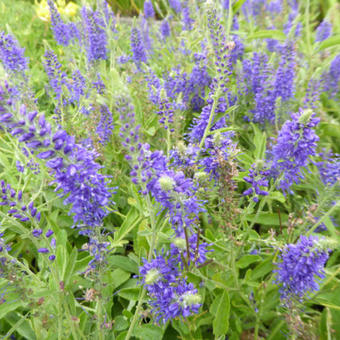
[0,0,340,339]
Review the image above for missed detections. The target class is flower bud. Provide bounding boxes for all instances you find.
[181,292,201,307]
[145,268,161,285]
[298,109,313,125]
[159,175,175,191]
[194,171,208,182]
[173,237,186,250]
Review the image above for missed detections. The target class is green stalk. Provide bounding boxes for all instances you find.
[125,195,158,340]
[199,88,221,149]
[96,294,105,340]
[166,128,171,158]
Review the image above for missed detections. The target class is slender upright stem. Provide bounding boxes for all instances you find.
[125,195,158,340]
[199,88,221,149]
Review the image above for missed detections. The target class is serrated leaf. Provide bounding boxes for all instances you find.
[213,291,230,337]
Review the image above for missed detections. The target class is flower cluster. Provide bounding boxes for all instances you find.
[117,96,210,322]
[81,6,108,62]
[315,20,332,42]
[323,54,340,98]
[0,180,40,223]
[47,0,79,46]
[182,3,194,31]
[241,42,296,124]
[271,109,320,191]
[169,0,182,14]
[32,228,56,260]
[0,82,112,228]
[0,31,28,75]
[275,236,329,300]
[96,105,114,145]
[130,27,147,69]
[144,0,155,19]
[243,163,270,202]
[160,20,171,40]
[139,254,201,323]
[316,153,340,187]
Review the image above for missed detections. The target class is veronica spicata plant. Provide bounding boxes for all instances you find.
[0,0,339,339]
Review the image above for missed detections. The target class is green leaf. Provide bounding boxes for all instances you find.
[251,258,274,280]
[267,192,286,203]
[212,291,230,338]
[108,255,139,273]
[133,324,163,340]
[252,123,267,160]
[111,208,142,248]
[4,312,35,340]
[320,308,332,340]
[63,247,77,287]
[145,126,156,136]
[111,268,130,289]
[117,287,140,300]
[246,30,286,41]
[116,331,128,340]
[245,212,288,225]
[318,122,340,138]
[114,315,129,331]
[212,105,238,127]
[56,244,69,283]
[317,35,340,51]
[236,255,262,269]
[0,299,25,320]
[232,0,248,13]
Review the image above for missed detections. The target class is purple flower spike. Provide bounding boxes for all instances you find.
[0,31,28,74]
[169,0,182,13]
[315,20,332,42]
[275,236,329,301]
[47,0,79,46]
[131,27,147,69]
[144,1,155,18]
[160,20,170,39]
[81,6,108,62]
[271,109,320,192]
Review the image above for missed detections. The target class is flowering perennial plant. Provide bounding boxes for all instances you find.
[0,0,339,338]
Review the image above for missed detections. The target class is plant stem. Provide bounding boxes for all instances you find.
[125,195,158,340]
[199,87,221,149]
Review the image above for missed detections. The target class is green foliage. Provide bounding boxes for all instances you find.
[0,0,339,339]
